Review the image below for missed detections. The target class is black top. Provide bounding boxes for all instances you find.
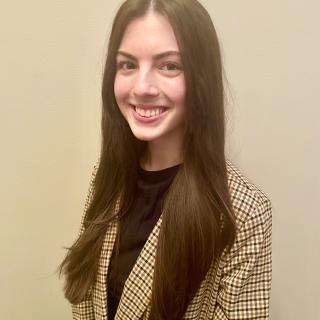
[107,163,182,319]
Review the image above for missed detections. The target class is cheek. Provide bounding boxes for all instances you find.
[164,77,186,105]
[114,75,130,102]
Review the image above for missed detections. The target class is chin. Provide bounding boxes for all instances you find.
[133,134,156,142]
[130,129,160,142]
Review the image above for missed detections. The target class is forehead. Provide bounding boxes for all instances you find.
[118,12,180,53]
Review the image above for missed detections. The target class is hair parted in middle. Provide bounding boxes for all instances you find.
[59,1,237,319]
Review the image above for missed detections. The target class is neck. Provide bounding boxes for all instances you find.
[140,137,184,171]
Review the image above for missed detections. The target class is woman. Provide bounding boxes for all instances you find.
[60,0,272,319]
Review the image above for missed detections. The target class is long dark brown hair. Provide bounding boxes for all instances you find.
[59,0,237,318]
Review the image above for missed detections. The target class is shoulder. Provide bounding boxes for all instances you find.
[86,160,100,185]
[226,160,272,230]
[92,160,100,175]
[87,160,100,194]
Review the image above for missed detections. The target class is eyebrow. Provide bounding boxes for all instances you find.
[117,50,181,61]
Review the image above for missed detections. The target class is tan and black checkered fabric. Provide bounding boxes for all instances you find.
[71,160,272,319]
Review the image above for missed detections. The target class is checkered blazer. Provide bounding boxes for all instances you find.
[71,161,272,319]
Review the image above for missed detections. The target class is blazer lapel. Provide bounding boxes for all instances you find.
[115,215,163,320]
[92,198,120,320]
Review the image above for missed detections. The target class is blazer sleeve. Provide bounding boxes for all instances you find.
[213,198,272,320]
[71,163,99,320]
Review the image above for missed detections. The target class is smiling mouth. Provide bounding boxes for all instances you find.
[129,104,168,118]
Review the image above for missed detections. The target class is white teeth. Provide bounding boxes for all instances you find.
[134,106,165,118]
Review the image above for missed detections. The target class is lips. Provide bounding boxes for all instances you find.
[129,103,169,123]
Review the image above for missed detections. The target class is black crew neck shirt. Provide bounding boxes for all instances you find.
[107,163,182,319]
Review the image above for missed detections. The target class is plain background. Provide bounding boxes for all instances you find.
[1,0,319,319]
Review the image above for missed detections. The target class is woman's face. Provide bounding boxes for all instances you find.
[114,12,186,144]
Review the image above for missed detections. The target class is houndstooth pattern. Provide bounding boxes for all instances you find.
[71,160,272,319]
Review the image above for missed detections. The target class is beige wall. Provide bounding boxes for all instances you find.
[1,1,319,319]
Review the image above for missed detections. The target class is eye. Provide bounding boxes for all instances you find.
[117,61,136,71]
[159,62,183,77]
[161,63,181,71]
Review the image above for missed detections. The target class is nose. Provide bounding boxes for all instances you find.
[132,69,160,97]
